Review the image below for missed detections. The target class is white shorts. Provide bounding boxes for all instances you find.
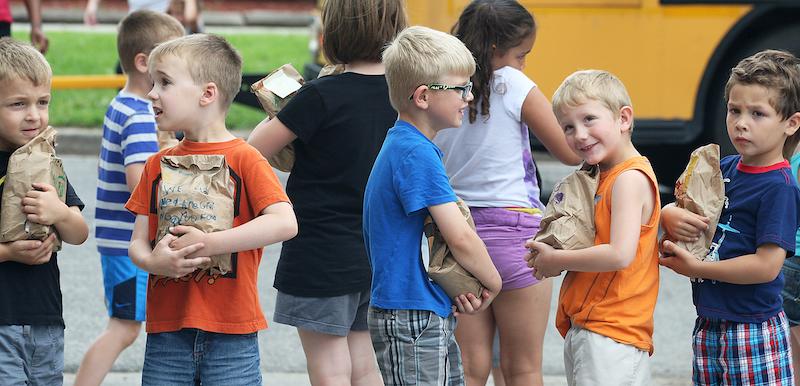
[563,326,650,386]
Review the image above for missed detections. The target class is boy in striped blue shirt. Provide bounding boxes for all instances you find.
[74,10,184,386]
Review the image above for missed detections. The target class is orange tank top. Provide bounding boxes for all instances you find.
[555,156,661,354]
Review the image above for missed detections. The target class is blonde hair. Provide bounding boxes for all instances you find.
[552,69,634,131]
[117,10,184,74]
[724,49,800,159]
[0,37,51,86]
[321,0,407,64]
[383,26,476,112]
[149,34,242,109]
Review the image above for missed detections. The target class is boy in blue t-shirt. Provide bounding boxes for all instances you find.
[363,26,502,385]
[76,10,184,386]
[661,49,800,385]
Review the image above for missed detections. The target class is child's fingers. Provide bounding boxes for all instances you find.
[31,182,53,192]
[170,225,193,236]
[683,212,710,230]
[175,242,204,257]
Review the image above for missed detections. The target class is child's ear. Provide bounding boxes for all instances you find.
[619,105,634,133]
[199,82,218,107]
[133,53,149,73]
[410,85,429,110]
[784,111,800,136]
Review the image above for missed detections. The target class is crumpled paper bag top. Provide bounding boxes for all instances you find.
[423,199,484,300]
[251,63,344,173]
[534,163,599,251]
[673,144,725,282]
[0,126,66,250]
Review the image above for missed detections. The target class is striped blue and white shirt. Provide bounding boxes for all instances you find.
[95,91,159,256]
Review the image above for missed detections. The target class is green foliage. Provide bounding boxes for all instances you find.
[14,30,308,130]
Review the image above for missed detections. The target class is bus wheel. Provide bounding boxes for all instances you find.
[704,21,800,158]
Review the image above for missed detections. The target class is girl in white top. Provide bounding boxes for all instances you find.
[434,1,580,385]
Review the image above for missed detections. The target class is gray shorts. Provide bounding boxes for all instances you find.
[368,307,465,386]
[273,289,370,336]
[0,325,64,386]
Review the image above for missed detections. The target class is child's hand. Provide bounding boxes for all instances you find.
[661,204,709,242]
[453,289,493,316]
[525,240,563,280]
[168,225,210,258]
[22,183,69,226]
[0,234,56,265]
[659,240,702,278]
[146,233,209,278]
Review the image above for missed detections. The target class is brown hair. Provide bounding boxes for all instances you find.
[117,10,184,74]
[149,34,242,109]
[0,38,51,86]
[321,0,407,64]
[725,49,800,159]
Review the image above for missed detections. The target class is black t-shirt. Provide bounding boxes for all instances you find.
[0,151,84,326]
[275,72,397,296]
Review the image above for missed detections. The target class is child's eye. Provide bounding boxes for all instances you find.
[752,110,765,117]
[563,125,574,134]
[584,115,596,123]
[38,99,49,107]
[160,78,171,86]
[728,108,740,114]
[9,101,25,108]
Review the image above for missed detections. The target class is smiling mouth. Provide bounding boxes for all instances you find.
[579,143,597,152]
[153,107,163,117]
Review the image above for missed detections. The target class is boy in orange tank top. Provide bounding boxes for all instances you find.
[524,70,660,386]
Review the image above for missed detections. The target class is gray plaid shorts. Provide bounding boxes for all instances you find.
[368,307,465,385]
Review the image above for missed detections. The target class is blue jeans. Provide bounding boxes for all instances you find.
[0,325,64,386]
[141,329,261,386]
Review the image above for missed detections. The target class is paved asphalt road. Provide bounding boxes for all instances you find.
[57,154,696,383]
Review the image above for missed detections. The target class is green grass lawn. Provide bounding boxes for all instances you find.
[14,30,309,130]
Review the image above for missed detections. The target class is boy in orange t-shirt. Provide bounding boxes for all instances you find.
[524,70,660,386]
[125,34,297,385]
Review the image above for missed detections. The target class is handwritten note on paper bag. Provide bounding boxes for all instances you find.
[0,126,67,251]
[158,155,235,275]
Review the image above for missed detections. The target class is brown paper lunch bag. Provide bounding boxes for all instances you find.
[423,198,484,300]
[251,63,345,172]
[674,144,725,281]
[534,163,600,251]
[0,126,67,250]
[157,155,235,275]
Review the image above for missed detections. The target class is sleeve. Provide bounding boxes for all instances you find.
[63,177,84,211]
[242,148,291,215]
[120,113,159,166]
[275,83,327,144]
[756,183,800,256]
[501,67,536,121]
[125,156,157,216]
[394,146,457,215]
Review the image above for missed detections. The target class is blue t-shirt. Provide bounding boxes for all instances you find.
[791,152,800,250]
[96,91,159,256]
[693,155,800,323]
[363,120,458,318]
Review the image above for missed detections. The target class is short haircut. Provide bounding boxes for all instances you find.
[552,69,635,131]
[383,26,476,112]
[149,34,243,109]
[321,0,407,64]
[724,49,800,159]
[117,10,184,74]
[0,37,51,86]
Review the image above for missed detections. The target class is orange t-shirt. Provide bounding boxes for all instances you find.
[125,138,290,334]
[555,156,661,354]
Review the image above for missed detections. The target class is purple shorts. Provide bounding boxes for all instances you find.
[471,207,542,291]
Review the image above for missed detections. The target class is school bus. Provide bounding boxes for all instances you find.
[406,0,800,192]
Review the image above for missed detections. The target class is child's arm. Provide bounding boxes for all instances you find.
[21,182,88,245]
[247,117,298,158]
[0,234,57,265]
[522,87,581,166]
[526,169,654,277]
[660,240,785,284]
[661,202,709,242]
[128,215,210,278]
[429,202,502,313]
[169,201,298,257]
[125,163,145,192]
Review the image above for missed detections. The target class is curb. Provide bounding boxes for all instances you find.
[56,128,252,156]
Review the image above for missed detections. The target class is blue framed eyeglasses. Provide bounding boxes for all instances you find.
[409,81,473,101]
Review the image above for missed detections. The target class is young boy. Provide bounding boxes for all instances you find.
[525,70,660,386]
[125,34,298,385]
[74,10,184,386]
[660,49,800,385]
[0,38,89,385]
[363,25,502,385]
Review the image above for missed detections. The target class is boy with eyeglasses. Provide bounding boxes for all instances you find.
[363,26,501,385]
